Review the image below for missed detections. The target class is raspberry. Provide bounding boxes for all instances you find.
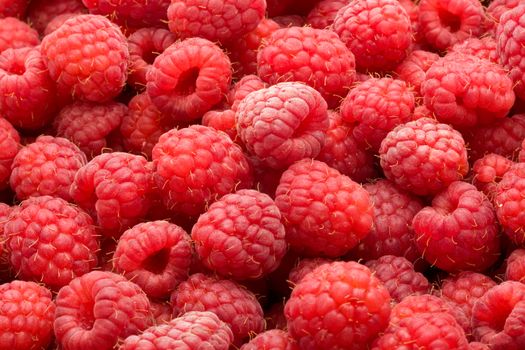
[469,342,490,350]
[449,36,499,63]
[0,280,55,350]
[285,261,391,349]
[146,37,232,122]
[235,82,328,169]
[149,300,173,325]
[5,195,99,289]
[394,49,440,96]
[71,152,154,237]
[487,0,520,33]
[41,14,129,102]
[341,78,416,151]
[265,302,287,330]
[271,15,305,28]
[0,119,19,190]
[379,117,469,196]
[240,329,298,350]
[0,17,39,54]
[316,110,377,183]
[227,74,267,111]
[192,189,287,280]
[152,125,252,217]
[520,139,525,162]
[127,27,177,91]
[472,281,525,349]
[0,47,59,130]
[82,0,170,28]
[0,0,28,18]
[506,249,525,282]
[120,311,234,350]
[332,0,412,72]
[351,179,424,266]
[27,0,86,34]
[306,0,349,29]
[172,273,264,345]
[266,0,318,17]
[54,101,127,158]
[418,0,486,51]
[257,26,356,108]
[495,163,525,245]
[413,181,500,272]
[44,13,80,35]
[496,4,525,100]
[287,258,332,287]
[113,220,192,298]
[0,203,12,275]
[201,109,239,143]
[472,153,514,201]
[365,255,430,303]
[275,159,372,257]
[54,271,152,350]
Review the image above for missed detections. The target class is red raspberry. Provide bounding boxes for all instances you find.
[372,312,469,350]
[172,273,264,345]
[365,255,430,303]
[418,0,486,51]
[71,152,154,237]
[27,0,86,34]
[152,125,252,217]
[43,13,80,35]
[0,47,59,130]
[167,0,266,44]
[5,195,99,289]
[472,281,525,349]
[496,4,525,100]
[520,139,525,162]
[54,270,152,350]
[469,342,490,350]
[127,27,177,91]
[257,26,356,108]
[235,82,328,169]
[316,110,377,183]
[306,0,349,29]
[275,159,372,257]
[472,153,514,201]
[82,0,170,28]
[192,189,287,280]
[449,36,498,63]
[341,78,415,151]
[149,300,173,325]
[266,0,318,17]
[495,163,525,245]
[0,17,39,54]
[487,0,520,33]
[285,261,391,349]
[287,258,332,287]
[41,14,129,102]
[351,179,424,267]
[54,101,127,158]
[146,37,232,122]
[120,311,234,350]
[240,329,298,350]
[201,109,238,143]
[0,118,20,190]
[379,117,469,196]
[413,181,500,272]
[506,249,525,282]
[10,135,86,201]
[0,0,28,18]
[332,0,412,72]
[398,0,422,45]
[0,280,55,350]
[394,49,440,96]
[113,220,192,298]
[227,74,267,111]
[0,203,12,274]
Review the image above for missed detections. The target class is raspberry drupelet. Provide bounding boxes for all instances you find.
[287,258,332,287]
[227,74,267,111]
[506,249,525,283]
[495,163,525,245]
[449,36,499,63]
[240,329,298,350]
[0,17,39,54]
[82,0,170,28]
[394,49,440,97]
[306,0,349,29]
[472,153,514,201]
[0,118,19,190]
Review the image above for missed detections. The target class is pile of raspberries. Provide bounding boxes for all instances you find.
[1,0,525,349]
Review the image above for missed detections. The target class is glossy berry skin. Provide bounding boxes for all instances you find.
[240,329,299,350]
[82,0,170,28]
[0,118,19,190]
[495,163,525,245]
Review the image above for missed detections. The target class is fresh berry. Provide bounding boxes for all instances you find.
[227,74,267,111]
[520,139,525,162]
[240,329,298,350]
[0,118,19,190]
[236,82,329,169]
[469,342,491,350]
[285,261,391,349]
[146,37,232,122]
[43,13,80,35]
[0,17,39,54]
[394,49,440,96]
[306,0,349,29]
[379,117,469,196]
[5,195,99,289]
[82,0,170,28]
[287,258,331,287]
[449,36,498,63]
[472,153,514,200]
[201,109,238,143]
[506,249,525,283]
[27,0,86,34]
[0,0,28,18]
[495,163,525,245]
[487,0,520,33]
[149,300,173,325]
[54,270,152,350]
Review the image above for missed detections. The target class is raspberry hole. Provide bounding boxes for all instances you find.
[175,67,200,95]
[78,302,95,330]
[143,248,170,273]
[6,61,26,75]
[438,10,461,32]
[142,50,161,65]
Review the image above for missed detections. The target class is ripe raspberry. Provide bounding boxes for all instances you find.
[0,0,28,18]
[27,0,86,34]
[394,49,440,96]
[496,4,525,100]
[0,280,55,350]
[520,139,525,162]
[236,82,328,169]
[332,0,412,72]
[472,281,525,349]
[82,0,170,28]
[240,329,298,350]
[227,74,267,111]
[316,110,377,183]
[0,118,19,190]
[351,179,424,266]
[113,220,192,298]
[413,181,500,272]
[152,125,252,217]
[506,249,525,282]
[0,47,59,130]
[306,0,349,29]
[0,17,39,54]
[71,152,154,237]
[472,153,514,200]
[5,195,99,289]
[0,203,12,273]
[285,261,391,349]
[341,78,415,151]
[167,0,266,44]
[418,0,486,51]
[54,101,127,158]
[449,37,498,63]
[54,271,152,350]
[287,258,332,287]
[172,273,264,345]
[257,26,356,108]
[43,13,80,35]
[365,255,430,303]
[149,300,173,325]
[127,27,177,90]
[379,117,469,196]
[146,37,232,122]
[202,109,239,143]
[495,163,525,245]
[487,0,520,33]
[469,342,490,350]
[120,311,234,350]
[275,159,372,257]
[41,14,129,102]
